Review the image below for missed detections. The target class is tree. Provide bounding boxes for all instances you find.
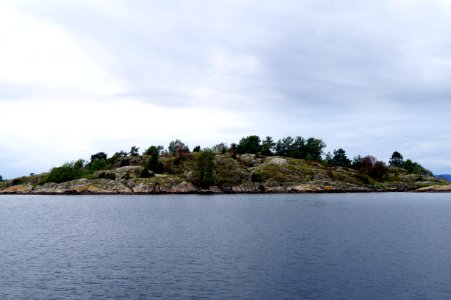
[275,136,294,157]
[193,145,201,152]
[403,159,432,176]
[0,175,3,181]
[212,143,228,154]
[370,161,388,180]
[110,151,128,162]
[360,155,377,174]
[145,145,163,173]
[168,139,190,158]
[325,152,333,166]
[144,145,163,156]
[129,146,139,156]
[195,150,216,188]
[43,161,83,184]
[351,155,363,170]
[353,155,388,180]
[236,135,261,154]
[332,148,351,167]
[90,152,107,162]
[291,136,306,158]
[304,137,326,161]
[74,159,85,170]
[89,152,108,171]
[389,151,404,167]
[261,136,275,156]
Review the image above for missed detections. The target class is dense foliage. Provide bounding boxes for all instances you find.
[195,150,216,188]
[144,145,164,174]
[40,160,85,184]
[388,151,432,176]
[274,136,326,161]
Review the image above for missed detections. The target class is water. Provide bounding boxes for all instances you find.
[1,193,451,299]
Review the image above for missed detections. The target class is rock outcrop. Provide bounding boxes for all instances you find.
[0,154,448,194]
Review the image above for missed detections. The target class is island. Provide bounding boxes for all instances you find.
[1,135,450,194]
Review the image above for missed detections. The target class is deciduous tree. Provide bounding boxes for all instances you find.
[168,139,190,158]
[145,145,164,173]
[195,150,216,188]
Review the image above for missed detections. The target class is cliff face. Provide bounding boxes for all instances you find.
[0,154,448,194]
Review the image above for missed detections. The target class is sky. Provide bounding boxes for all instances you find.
[1,0,451,179]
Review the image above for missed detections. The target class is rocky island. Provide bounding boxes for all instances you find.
[1,136,449,194]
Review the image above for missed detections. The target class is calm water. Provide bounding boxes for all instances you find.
[1,193,451,299]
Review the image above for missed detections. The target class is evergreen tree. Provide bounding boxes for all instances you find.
[90,152,107,162]
[332,148,351,167]
[236,135,261,154]
[129,146,139,156]
[261,136,275,156]
[389,151,404,167]
[275,136,294,157]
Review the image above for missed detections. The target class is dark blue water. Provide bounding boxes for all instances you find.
[1,193,451,299]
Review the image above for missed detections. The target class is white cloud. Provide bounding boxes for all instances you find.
[1,0,451,178]
[0,1,124,96]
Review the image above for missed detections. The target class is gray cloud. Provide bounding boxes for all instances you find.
[1,0,451,178]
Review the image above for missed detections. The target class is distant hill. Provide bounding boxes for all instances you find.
[436,174,451,182]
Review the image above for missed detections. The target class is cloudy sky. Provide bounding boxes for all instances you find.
[1,0,451,178]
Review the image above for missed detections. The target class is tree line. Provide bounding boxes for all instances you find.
[4,134,432,186]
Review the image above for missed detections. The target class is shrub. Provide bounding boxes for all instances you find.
[12,178,23,186]
[251,172,267,183]
[42,162,83,184]
[370,161,388,180]
[361,175,371,184]
[140,169,154,178]
[195,150,216,188]
[97,172,116,180]
[88,159,107,172]
[120,159,130,167]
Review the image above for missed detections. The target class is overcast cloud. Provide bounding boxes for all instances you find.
[1,0,451,178]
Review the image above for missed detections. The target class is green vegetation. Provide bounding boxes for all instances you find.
[194,150,216,188]
[274,136,326,161]
[0,134,441,193]
[40,160,86,184]
[389,151,404,167]
[168,139,190,157]
[388,151,432,176]
[144,145,164,174]
[236,135,262,154]
[129,146,140,156]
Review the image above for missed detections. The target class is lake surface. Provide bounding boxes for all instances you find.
[1,193,451,299]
